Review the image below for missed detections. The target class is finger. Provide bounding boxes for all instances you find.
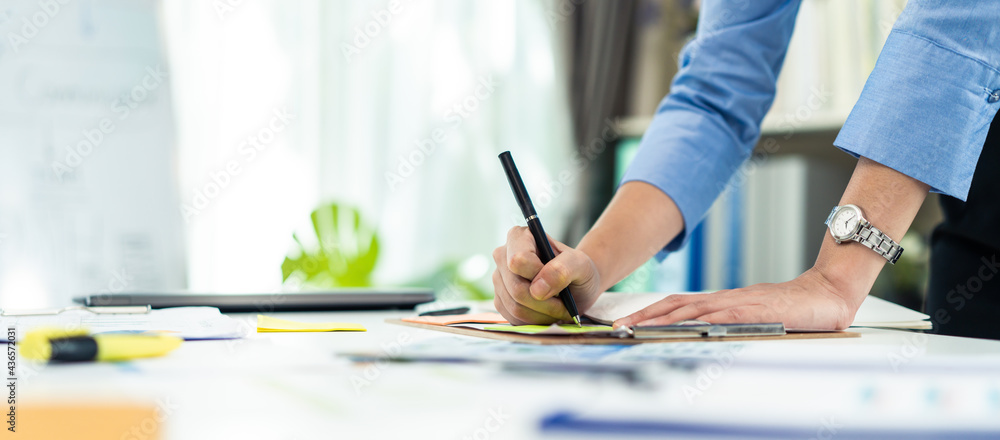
[506,227,544,280]
[493,244,508,272]
[529,249,595,301]
[495,245,568,320]
[634,294,747,326]
[696,305,771,324]
[614,293,714,327]
[492,269,554,325]
[549,236,570,254]
[501,267,570,321]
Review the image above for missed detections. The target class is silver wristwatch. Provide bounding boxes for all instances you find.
[824,204,903,264]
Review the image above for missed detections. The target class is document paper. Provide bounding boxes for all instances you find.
[585,292,931,330]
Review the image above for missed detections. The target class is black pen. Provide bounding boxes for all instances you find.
[418,307,471,316]
[498,151,582,327]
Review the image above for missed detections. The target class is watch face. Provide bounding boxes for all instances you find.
[831,206,861,240]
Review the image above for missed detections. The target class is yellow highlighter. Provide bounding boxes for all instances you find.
[20,327,183,362]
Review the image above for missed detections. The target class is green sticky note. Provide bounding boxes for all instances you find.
[483,324,614,335]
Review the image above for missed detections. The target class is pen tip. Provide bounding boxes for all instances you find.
[572,316,581,327]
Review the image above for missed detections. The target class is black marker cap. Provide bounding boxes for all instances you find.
[48,336,99,362]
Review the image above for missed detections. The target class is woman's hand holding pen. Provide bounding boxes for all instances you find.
[492,227,602,326]
[492,181,685,326]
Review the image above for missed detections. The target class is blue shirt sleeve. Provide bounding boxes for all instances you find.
[834,1,1000,201]
[620,0,802,255]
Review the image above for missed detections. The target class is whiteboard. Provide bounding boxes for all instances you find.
[0,0,186,308]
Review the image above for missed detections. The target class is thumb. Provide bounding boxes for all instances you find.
[529,249,595,300]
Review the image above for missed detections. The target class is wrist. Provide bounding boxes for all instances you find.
[815,157,928,310]
[812,232,887,310]
[796,266,859,330]
[578,181,686,292]
[576,232,616,293]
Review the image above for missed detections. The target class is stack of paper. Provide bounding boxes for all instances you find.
[850,295,931,329]
[0,307,247,340]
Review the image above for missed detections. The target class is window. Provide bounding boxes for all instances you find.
[162,0,575,293]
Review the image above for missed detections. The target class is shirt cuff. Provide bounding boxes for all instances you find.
[834,30,1000,201]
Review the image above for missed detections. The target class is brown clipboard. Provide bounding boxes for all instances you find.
[387,319,860,345]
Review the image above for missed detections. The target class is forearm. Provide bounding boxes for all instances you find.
[577,181,684,292]
[815,157,930,311]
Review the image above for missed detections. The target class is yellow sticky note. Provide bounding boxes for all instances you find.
[256,315,366,333]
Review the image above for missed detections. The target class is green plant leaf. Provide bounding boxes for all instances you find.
[282,203,379,288]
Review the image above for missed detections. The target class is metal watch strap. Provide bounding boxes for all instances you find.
[855,222,904,265]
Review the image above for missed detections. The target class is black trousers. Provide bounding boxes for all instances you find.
[926,109,1000,340]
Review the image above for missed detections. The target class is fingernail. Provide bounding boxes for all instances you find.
[530,279,550,299]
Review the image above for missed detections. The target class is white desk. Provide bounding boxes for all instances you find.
[19,310,1000,439]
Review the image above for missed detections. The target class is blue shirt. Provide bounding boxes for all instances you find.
[622,0,1000,255]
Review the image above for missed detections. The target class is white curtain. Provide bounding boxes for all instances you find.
[161,0,575,292]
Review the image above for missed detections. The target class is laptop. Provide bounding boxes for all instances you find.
[74,288,435,313]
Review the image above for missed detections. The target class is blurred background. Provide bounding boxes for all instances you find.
[0,0,931,312]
